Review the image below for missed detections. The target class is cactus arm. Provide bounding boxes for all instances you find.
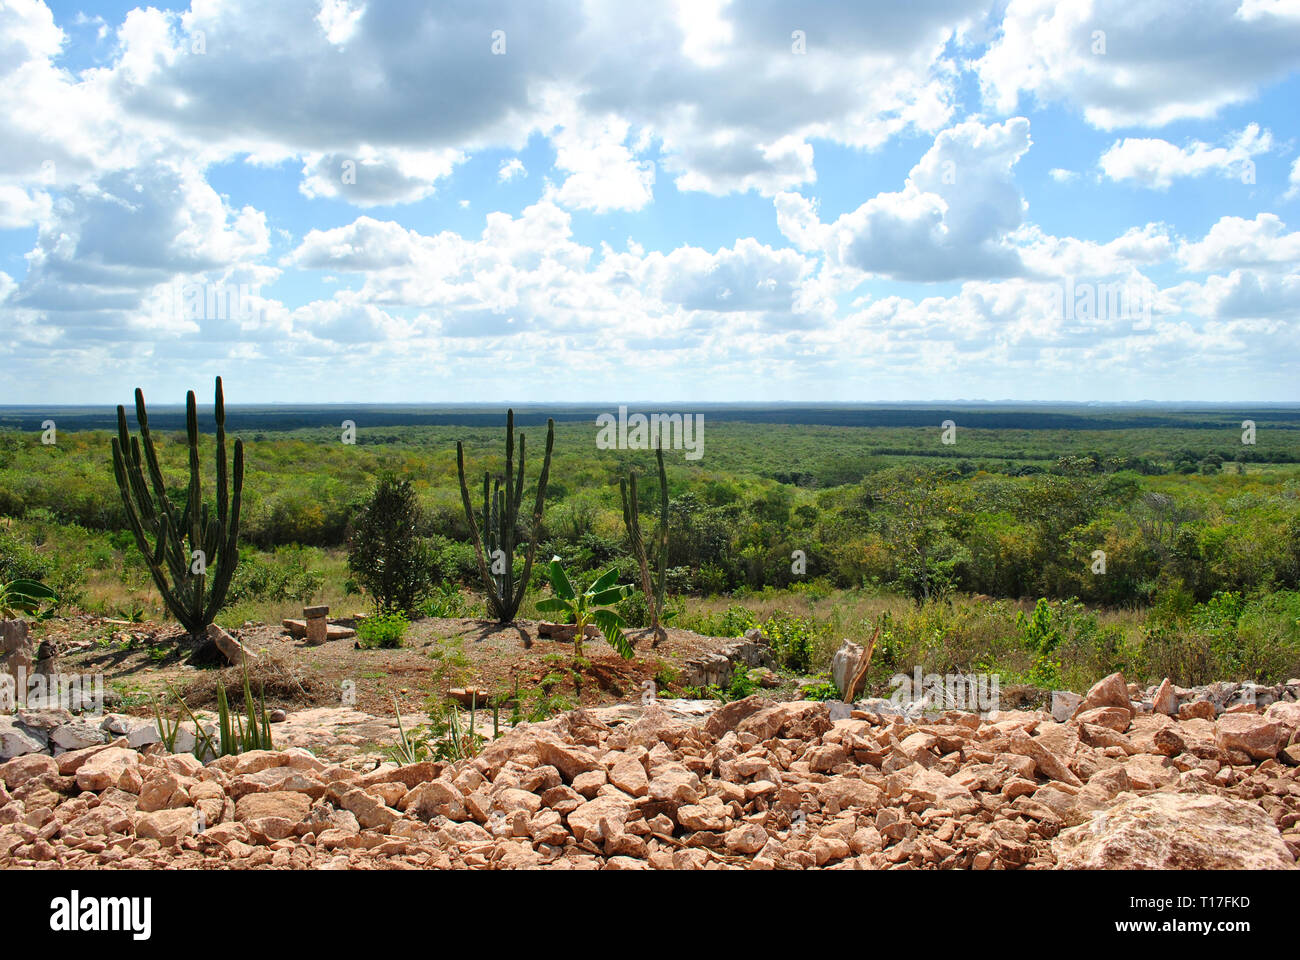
[134,388,182,532]
[510,417,553,618]
[456,439,496,615]
[214,376,229,524]
[654,442,669,614]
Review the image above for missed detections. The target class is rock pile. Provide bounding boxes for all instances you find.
[679,629,773,691]
[1,672,1296,870]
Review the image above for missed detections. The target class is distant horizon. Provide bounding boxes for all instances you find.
[4,399,1300,410]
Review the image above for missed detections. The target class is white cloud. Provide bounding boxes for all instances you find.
[1099,125,1273,189]
[1286,156,1300,200]
[546,108,655,213]
[299,146,463,206]
[775,118,1032,282]
[498,158,526,183]
[1178,213,1300,272]
[975,0,1300,129]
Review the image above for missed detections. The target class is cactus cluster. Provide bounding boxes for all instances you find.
[456,409,554,623]
[619,443,670,644]
[110,377,243,639]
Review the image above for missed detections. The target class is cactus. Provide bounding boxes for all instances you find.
[619,443,670,645]
[110,377,243,639]
[456,409,554,623]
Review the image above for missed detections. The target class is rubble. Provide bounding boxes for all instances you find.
[0,674,1295,870]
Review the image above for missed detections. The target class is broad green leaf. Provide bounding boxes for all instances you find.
[588,586,628,607]
[593,609,632,659]
[7,579,56,601]
[546,558,575,600]
[587,567,620,594]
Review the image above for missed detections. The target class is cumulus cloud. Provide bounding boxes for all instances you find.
[775,118,1032,282]
[1099,125,1273,189]
[1178,213,1300,272]
[975,0,1300,128]
[299,147,464,206]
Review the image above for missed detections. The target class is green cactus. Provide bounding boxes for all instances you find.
[619,443,670,645]
[456,409,554,623]
[110,377,243,639]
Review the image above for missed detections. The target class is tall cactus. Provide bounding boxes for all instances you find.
[456,410,554,623]
[110,377,243,639]
[619,443,670,645]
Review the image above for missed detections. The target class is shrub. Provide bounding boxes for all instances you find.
[421,582,471,618]
[356,612,409,649]
[347,474,434,614]
[762,612,823,673]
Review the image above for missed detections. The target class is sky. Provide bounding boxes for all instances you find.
[1,0,1298,405]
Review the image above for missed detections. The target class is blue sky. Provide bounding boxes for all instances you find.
[1,0,1298,404]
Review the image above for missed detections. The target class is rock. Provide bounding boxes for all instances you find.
[566,796,631,842]
[15,707,71,730]
[235,791,313,825]
[338,789,401,831]
[1074,672,1132,718]
[831,640,871,701]
[75,747,138,792]
[206,623,257,666]
[1074,706,1131,733]
[534,738,601,782]
[703,695,773,738]
[724,822,768,855]
[1055,793,1296,869]
[281,619,356,641]
[135,808,198,842]
[49,720,109,752]
[1215,715,1280,761]
[1050,691,1083,723]
[1152,678,1178,716]
[448,687,492,708]
[1264,701,1300,734]
[607,755,649,797]
[647,766,701,806]
[1008,731,1082,787]
[400,780,466,821]
[229,750,288,777]
[0,716,46,760]
[303,606,329,646]
[0,753,58,789]
[0,619,33,680]
[100,714,162,749]
[1179,700,1217,721]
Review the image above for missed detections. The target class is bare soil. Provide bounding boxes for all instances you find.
[38,614,741,719]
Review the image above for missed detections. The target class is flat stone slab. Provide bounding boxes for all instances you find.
[281,619,356,641]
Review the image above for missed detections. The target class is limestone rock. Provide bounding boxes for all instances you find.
[1055,793,1296,870]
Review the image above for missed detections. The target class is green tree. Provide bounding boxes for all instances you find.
[347,474,433,614]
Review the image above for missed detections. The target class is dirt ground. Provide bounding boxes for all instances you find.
[36,614,746,720]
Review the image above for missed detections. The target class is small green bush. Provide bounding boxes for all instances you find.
[356,611,409,649]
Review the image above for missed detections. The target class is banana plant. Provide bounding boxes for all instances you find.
[535,558,635,659]
[0,578,57,621]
